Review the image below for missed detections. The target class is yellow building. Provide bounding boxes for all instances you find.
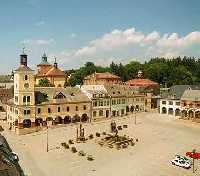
[6,53,91,135]
[36,53,67,87]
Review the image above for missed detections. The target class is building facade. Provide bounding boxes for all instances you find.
[83,72,122,85]
[81,85,110,121]
[126,71,159,111]
[36,53,67,87]
[160,85,200,117]
[180,90,200,122]
[6,53,146,135]
[6,53,90,135]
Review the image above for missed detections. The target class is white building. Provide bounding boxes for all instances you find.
[160,98,181,116]
[160,85,200,116]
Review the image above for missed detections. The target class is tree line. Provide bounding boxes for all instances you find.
[64,56,200,87]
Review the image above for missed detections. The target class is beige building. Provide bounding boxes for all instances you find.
[36,53,67,87]
[81,85,111,121]
[6,53,90,135]
[83,72,122,85]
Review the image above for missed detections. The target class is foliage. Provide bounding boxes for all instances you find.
[38,78,54,87]
[65,56,200,87]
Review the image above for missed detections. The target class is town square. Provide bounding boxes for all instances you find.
[1,0,200,175]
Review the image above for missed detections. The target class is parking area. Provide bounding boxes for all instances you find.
[1,112,200,176]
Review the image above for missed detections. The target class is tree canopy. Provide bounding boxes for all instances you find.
[65,57,200,87]
[38,78,55,87]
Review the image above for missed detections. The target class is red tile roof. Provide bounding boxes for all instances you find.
[126,79,158,86]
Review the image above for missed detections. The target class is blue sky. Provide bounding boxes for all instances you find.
[1,0,200,74]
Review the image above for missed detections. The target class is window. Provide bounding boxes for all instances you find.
[24,109,31,115]
[15,109,18,115]
[93,111,97,117]
[58,107,61,112]
[93,94,97,98]
[176,102,180,106]
[93,101,97,107]
[15,96,18,103]
[99,101,103,106]
[122,99,125,104]
[24,75,28,80]
[162,101,166,105]
[184,102,187,106]
[76,106,78,111]
[48,108,51,113]
[23,96,30,103]
[169,101,173,105]
[83,105,86,110]
[23,96,26,103]
[99,110,103,116]
[107,100,109,106]
[67,106,69,112]
[27,96,30,102]
[38,108,41,114]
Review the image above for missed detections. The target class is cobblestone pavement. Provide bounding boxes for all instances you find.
[1,112,200,176]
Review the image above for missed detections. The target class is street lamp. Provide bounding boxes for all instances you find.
[46,126,49,152]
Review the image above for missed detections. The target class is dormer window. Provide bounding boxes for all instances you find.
[54,92,66,99]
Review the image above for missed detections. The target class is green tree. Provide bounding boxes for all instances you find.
[38,78,54,87]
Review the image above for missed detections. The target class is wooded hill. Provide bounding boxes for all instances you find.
[65,56,200,87]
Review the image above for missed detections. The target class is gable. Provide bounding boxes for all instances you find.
[54,92,66,99]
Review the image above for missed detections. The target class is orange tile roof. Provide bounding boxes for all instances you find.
[126,79,158,86]
[36,65,53,76]
[45,67,66,77]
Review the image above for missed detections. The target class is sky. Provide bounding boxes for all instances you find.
[0,0,200,74]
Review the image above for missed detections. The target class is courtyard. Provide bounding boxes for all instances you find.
[1,112,200,176]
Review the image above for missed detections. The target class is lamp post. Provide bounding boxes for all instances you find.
[46,125,49,152]
[192,149,196,173]
[134,110,136,125]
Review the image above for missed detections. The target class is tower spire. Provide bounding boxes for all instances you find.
[54,57,58,69]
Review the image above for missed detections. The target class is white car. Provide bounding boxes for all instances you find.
[175,155,192,165]
[171,158,191,169]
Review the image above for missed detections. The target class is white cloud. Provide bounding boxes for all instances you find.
[35,21,45,26]
[47,27,200,69]
[72,28,200,60]
[20,38,55,45]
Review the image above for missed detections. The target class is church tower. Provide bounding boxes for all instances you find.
[14,51,35,106]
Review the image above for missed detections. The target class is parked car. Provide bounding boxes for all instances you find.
[171,158,191,169]
[10,152,19,162]
[175,154,192,165]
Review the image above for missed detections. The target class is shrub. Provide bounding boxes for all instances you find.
[71,147,77,153]
[96,132,101,137]
[68,139,74,144]
[89,134,94,139]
